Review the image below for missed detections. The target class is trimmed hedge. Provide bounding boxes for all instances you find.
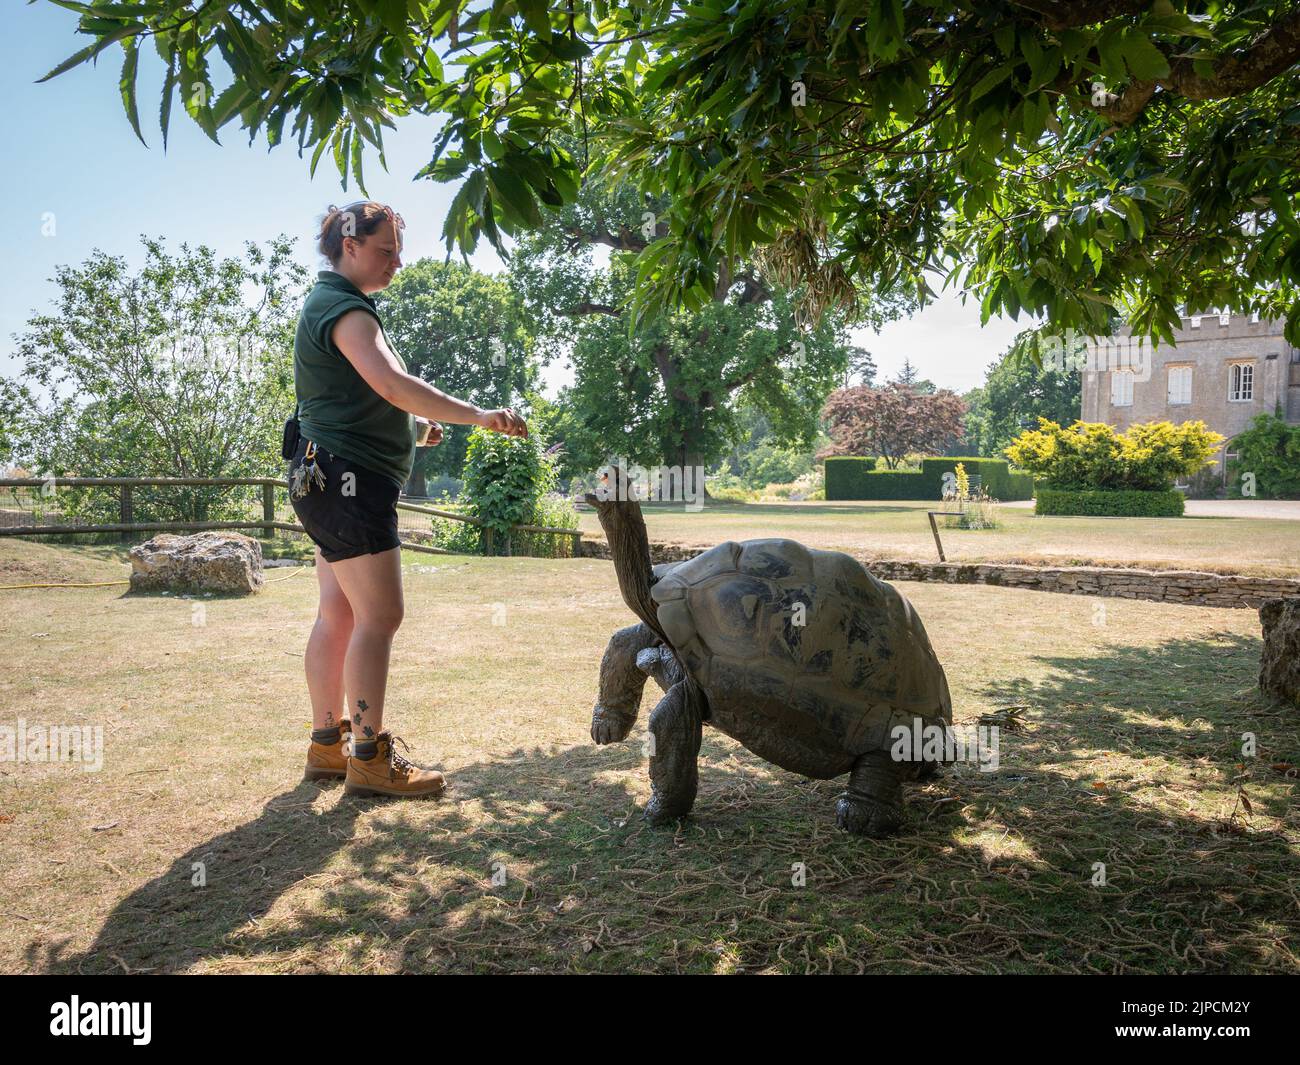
[824,456,878,499]
[1007,471,1036,500]
[856,471,930,498]
[826,455,1034,501]
[1035,488,1185,517]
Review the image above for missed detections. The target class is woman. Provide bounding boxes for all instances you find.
[292,200,527,797]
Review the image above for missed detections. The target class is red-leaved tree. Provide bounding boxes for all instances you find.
[819,384,966,468]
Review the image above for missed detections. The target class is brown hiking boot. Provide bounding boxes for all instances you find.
[304,718,352,781]
[344,731,446,799]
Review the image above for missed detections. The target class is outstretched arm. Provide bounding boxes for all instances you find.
[331,309,527,437]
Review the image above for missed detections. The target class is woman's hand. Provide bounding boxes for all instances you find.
[415,419,443,448]
[478,408,528,438]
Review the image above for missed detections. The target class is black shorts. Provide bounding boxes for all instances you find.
[288,437,401,563]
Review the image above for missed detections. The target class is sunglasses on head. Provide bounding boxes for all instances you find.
[335,200,405,233]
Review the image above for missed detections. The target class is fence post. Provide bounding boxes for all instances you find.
[119,484,132,542]
[262,483,275,538]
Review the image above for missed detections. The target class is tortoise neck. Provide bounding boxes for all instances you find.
[598,502,666,644]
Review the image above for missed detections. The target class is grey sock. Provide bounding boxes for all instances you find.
[311,726,341,746]
[352,738,378,761]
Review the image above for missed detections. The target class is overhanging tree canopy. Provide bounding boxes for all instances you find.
[42,1,1300,344]
[506,167,905,477]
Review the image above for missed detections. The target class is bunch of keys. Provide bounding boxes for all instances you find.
[291,440,327,500]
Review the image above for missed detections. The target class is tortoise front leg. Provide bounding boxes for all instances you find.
[836,751,907,837]
[591,622,660,744]
[644,679,704,824]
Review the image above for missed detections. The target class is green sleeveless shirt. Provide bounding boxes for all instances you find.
[293,271,415,489]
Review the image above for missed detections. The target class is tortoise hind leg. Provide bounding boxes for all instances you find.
[836,751,907,837]
[644,679,704,825]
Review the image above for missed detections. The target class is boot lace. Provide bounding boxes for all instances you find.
[386,734,421,777]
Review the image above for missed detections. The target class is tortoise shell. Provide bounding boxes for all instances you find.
[650,539,952,778]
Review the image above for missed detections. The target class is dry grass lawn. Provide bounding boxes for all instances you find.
[0,538,1297,973]
[575,499,1300,578]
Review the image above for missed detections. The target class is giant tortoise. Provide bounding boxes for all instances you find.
[586,472,952,837]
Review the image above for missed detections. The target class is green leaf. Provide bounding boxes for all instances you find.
[1120,31,1170,81]
[968,64,1012,104]
[351,128,367,197]
[376,0,410,38]
[178,24,218,143]
[309,131,331,180]
[211,82,251,130]
[334,127,352,188]
[118,36,146,147]
[518,0,552,41]
[158,51,177,151]
[38,23,138,83]
[486,163,542,227]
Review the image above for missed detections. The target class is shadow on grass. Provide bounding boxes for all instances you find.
[32,632,1298,974]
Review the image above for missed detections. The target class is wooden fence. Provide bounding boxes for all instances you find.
[0,477,582,557]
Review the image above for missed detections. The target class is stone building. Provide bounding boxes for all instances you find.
[1080,311,1300,479]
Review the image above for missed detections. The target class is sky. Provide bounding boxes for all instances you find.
[2,3,1033,399]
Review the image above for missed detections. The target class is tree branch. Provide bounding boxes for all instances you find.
[651,342,691,404]
[562,301,623,317]
[1093,13,1300,125]
[1167,11,1300,100]
[1006,1,1150,31]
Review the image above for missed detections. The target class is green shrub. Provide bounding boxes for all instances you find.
[462,425,559,554]
[1226,413,1300,499]
[703,470,759,502]
[508,491,581,558]
[422,514,482,554]
[710,483,760,503]
[740,440,814,488]
[757,468,824,502]
[1005,419,1222,490]
[1035,488,1185,517]
[824,456,878,499]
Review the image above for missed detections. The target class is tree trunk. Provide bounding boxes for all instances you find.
[672,410,712,500]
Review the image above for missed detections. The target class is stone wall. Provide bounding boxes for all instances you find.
[578,539,1300,609]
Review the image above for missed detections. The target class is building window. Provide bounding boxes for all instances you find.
[1229,362,1254,402]
[1168,366,1192,405]
[1110,371,1134,407]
